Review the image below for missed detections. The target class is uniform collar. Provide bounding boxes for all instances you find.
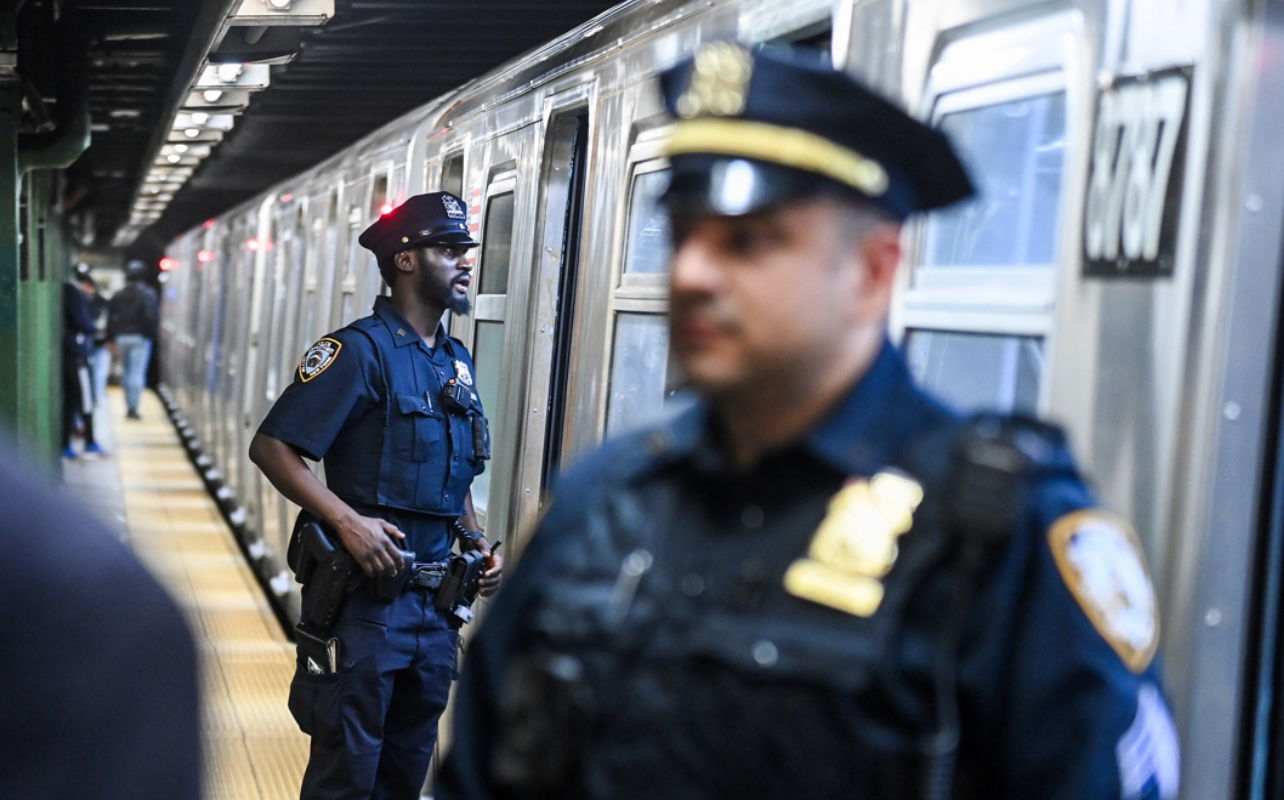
[372,295,448,351]
[654,339,939,478]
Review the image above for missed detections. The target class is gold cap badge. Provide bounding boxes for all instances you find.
[676,42,754,119]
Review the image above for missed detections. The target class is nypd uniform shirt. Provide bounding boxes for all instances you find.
[258,296,486,561]
[440,342,1179,800]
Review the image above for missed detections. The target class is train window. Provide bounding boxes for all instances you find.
[370,173,388,216]
[442,152,464,198]
[920,91,1066,272]
[624,166,672,276]
[470,320,505,511]
[479,192,514,295]
[606,313,671,434]
[904,329,1043,414]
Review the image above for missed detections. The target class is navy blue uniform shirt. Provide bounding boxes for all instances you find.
[441,341,1178,799]
[259,296,486,561]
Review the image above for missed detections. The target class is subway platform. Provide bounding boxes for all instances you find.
[63,387,308,799]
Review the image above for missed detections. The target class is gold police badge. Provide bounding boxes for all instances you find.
[784,471,924,617]
[298,337,342,383]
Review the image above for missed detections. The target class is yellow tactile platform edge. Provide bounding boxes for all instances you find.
[111,388,308,800]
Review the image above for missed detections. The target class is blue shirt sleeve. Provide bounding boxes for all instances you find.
[257,328,380,461]
[964,474,1180,799]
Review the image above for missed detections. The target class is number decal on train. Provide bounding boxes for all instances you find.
[1083,66,1192,277]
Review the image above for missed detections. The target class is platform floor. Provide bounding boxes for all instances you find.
[65,387,309,799]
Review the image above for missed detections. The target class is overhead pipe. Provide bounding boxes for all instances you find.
[18,41,89,174]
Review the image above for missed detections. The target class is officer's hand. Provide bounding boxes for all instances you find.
[478,542,503,597]
[335,513,407,578]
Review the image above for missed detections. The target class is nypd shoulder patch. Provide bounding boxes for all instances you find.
[298,337,342,383]
[1048,509,1159,672]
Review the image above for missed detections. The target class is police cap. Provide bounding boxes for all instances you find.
[658,43,974,221]
[357,191,480,259]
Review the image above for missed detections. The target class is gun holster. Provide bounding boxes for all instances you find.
[434,549,485,627]
[288,513,361,631]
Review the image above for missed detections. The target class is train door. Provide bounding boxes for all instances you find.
[220,212,260,505]
[258,199,309,581]
[192,224,222,443]
[302,188,340,344]
[461,124,538,537]
[506,98,593,539]
[330,171,376,330]
[352,165,393,315]
[237,197,277,538]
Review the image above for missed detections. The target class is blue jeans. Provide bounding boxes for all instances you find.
[116,334,152,413]
[89,345,111,406]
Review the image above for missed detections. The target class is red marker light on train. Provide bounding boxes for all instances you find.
[203,219,215,229]
[380,203,395,216]
[246,238,261,251]
[197,249,214,263]
[280,193,294,203]
[158,257,179,271]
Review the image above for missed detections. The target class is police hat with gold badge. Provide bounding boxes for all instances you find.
[357,191,481,259]
[658,43,975,221]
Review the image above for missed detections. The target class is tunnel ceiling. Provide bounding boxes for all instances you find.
[16,0,620,258]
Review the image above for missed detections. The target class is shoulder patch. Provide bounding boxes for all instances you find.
[1049,509,1159,672]
[298,337,343,383]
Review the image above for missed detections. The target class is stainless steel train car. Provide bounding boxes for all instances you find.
[160,0,1284,794]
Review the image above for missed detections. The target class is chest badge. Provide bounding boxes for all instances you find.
[784,471,924,617]
[1048,510,1159,672]
[298,337,342,383]
[453,359,473,387]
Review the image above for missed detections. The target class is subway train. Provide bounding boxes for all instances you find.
[158,0,1284,795]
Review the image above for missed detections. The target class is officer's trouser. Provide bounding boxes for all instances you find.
[291,583,458,800]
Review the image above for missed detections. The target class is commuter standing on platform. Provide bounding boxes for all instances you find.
[249,192,504,800]
[77,268,112,408]
[0,451,201,799]
[61,277,104,459]
[107,259,158,420]
[441,44,1179,799]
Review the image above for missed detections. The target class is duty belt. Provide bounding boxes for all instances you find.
[407,561,449,591]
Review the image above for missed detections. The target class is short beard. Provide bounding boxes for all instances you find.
[446,292,471,316]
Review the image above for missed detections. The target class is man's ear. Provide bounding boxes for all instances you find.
[393,249,417,275]
[858,224,902,291]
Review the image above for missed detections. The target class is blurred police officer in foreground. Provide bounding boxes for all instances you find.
[440,44,1179,799]
[249,192,503,799]
[0,450,200,798]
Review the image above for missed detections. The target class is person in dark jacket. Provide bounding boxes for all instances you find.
[107,259,159,420]
[439,44,1179,800]
[62,279,103,459]
[77,270,112,408]
[0,448,201,798]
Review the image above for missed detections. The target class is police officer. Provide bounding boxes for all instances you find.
[439,44,1179,799]
[249,191,504,799]
[0,449,200,798]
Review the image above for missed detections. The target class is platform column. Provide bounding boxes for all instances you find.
[0,81,20,442]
